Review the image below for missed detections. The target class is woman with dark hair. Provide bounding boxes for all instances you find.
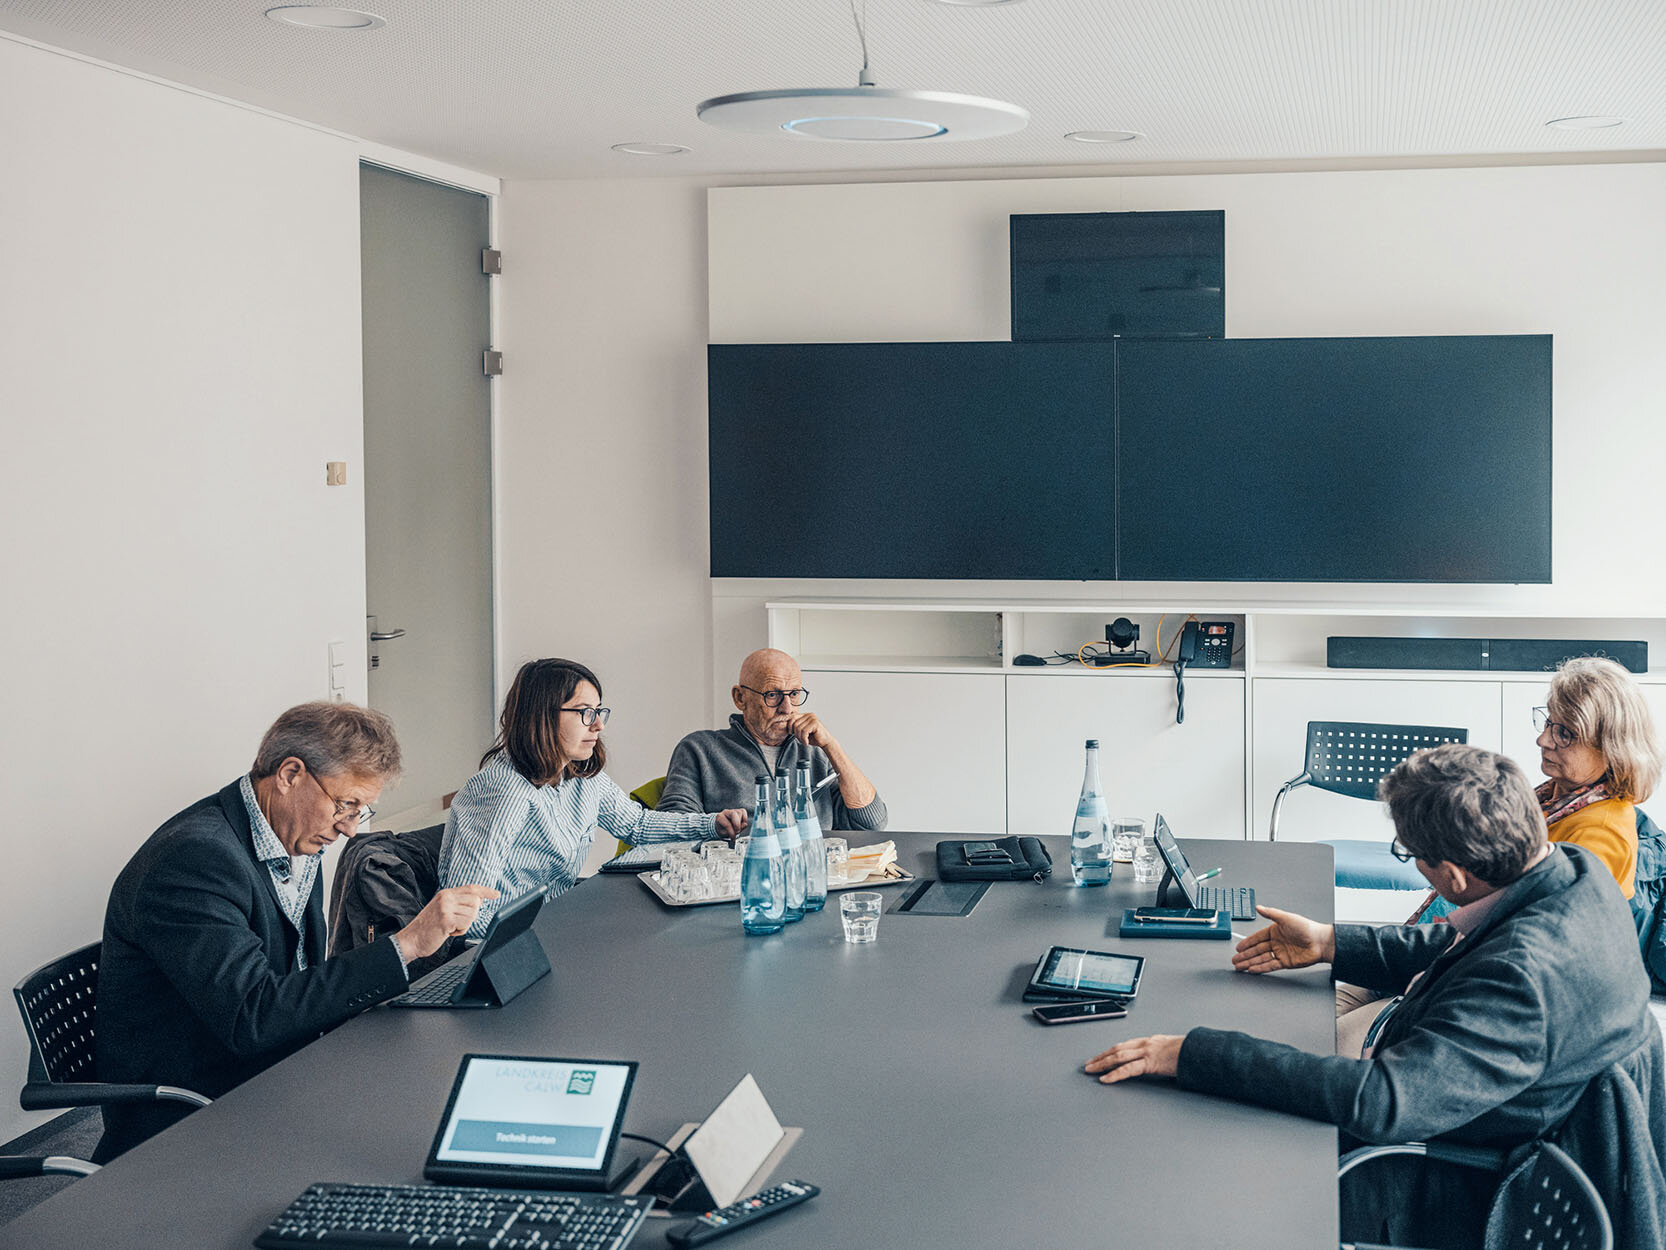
[438,658,746,935]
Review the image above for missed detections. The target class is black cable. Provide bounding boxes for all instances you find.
[620,1131,678,1158]
[1173,658,1187,724]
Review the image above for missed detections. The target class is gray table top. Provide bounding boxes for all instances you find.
[1,836,1339,1250]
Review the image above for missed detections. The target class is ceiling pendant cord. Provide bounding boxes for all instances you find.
[850,0,875,87]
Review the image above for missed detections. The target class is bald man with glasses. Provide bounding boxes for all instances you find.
[659,649,887,832]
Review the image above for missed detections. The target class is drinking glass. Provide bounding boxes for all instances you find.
[1111,817,1145,864]
[705,846,742,895]
[824,837,849,886]
[662,848,711,902]
[840,892,883,943]
[1132,833,1163,885]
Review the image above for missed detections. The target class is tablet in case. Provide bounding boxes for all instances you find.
[1117,908,1232,940]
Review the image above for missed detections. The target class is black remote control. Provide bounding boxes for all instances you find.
[666,1179,820,1246]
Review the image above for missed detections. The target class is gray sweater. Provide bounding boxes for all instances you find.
[658,714,888,832]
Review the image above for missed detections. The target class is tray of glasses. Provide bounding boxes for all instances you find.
[638,863,915,908]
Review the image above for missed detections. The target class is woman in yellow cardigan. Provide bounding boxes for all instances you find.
[1533,656,1662,898]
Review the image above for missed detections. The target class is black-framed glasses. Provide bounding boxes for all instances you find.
[1389,839,1418,864]
[560,705,611,728]
[306,768,375,825]
[1532,707,1577,748]
[738,685,810,709]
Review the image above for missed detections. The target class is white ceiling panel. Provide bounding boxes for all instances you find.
[2,0,1663,179]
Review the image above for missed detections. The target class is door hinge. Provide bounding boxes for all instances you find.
[481,248,502,275]
[483,349,503,376]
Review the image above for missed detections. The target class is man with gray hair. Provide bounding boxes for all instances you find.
[95,702,496,1160]
[1084,743,1663,1246]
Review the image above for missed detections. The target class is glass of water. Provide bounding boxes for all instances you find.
[840,891,883,943]
[824,837,849,886]
[1132,832,1164,884]
[1111,817,1145,864]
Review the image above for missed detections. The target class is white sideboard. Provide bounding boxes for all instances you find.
[761,598,1666,841]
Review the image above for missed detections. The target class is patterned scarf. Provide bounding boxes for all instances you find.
[1537,777,1612,827]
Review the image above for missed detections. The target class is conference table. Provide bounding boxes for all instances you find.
[1,835,1339,1249]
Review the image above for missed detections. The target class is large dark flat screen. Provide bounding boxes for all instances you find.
[1115,336,1552,582]
[1011,211,1225,342]
[708,342,1115,578]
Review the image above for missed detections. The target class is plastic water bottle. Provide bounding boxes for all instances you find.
[741,775,786,934]
[1071,739,1112,886]
[794,762,827,913]
[773,770,806,922]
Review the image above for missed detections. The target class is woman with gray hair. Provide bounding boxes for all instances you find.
[1531,655,1663,898]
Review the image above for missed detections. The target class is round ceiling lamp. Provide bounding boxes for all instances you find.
[698,84,1028,141]
[1545,115,1626,130]
[264,6,385,29]
[696,1,1027,142]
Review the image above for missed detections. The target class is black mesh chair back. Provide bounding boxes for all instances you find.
[1484,1143,1612,1250]
[12,942,100,1087]
[1305,722,1469,799]
[1270,721,1468,840]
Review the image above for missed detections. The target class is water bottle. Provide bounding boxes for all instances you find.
[794,762,827,912]
[741,775,786,934]
[773,770,806,922]
[1071,738,1112,886]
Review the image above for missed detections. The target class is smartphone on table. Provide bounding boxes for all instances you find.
[1130,907,1220,926]
[1032,998,1129,1025]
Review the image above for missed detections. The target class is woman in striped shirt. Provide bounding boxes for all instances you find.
[439,658,747,936]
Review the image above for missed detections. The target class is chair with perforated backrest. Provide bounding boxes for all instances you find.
[1269,721,1468,891]
[12,942,211,1117]
[1338,1140,1612,1250]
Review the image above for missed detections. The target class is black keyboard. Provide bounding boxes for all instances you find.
[254,1183,651,1250]
[389,960,470,1006]
[1196,884,1257,921]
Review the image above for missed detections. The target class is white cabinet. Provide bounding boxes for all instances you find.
[802,670,1007,834]
[1250,678,1503,844]
[1006,673,1246,839]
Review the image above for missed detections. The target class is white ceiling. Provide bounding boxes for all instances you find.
[4,0,1663,181]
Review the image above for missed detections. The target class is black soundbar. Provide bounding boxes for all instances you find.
[1327,637,1647,674]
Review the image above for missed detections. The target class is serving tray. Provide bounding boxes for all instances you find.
[638,863,915,908]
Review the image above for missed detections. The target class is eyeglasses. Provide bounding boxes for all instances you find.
[1532,707,1577,749]
[1389,839,1419,864]
[738,685,810,709]
[560,705,611,728]
[306,768,375,825]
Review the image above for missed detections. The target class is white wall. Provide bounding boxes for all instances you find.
[494,178,714,812]
[0,36,371,1144]
[705,166,1666,706]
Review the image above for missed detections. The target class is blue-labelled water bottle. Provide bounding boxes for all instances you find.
[741,775,786,934]
[774,770,806,922]
[1071,738,1112,886]
[794,761,827,912]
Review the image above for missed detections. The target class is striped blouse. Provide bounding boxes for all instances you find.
[438,754,715,936]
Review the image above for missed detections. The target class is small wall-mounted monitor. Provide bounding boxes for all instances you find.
[1011,210,1225,342]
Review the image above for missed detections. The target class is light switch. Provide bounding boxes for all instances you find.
[328,640,348,702]
[326,461,347,486]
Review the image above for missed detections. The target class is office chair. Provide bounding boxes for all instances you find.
[1269,721,1467,890]
[619,776,667,857]
[12,942,210,1117]
[1339,1139,1611,1250]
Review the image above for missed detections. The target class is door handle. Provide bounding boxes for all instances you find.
[369,629,407,641]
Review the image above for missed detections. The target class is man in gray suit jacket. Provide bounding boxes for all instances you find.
[1086,744,1663,1248]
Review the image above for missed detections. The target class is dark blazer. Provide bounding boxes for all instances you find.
[1176,844,1660,1248]
[95,781,408,1160]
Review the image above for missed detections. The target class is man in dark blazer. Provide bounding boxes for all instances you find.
[1086,744,1664,1248]
[95,702,496,1161]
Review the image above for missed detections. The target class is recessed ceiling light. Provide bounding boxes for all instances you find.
[1545,115,1626,130]
[1066,130,1141,144]
[612,142,690,156]
[264,6,385,30]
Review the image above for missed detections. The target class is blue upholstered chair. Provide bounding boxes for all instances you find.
[1268,721,1468,890]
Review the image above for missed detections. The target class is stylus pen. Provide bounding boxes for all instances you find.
[812,771,840,794]
[1194,867,1223,883]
